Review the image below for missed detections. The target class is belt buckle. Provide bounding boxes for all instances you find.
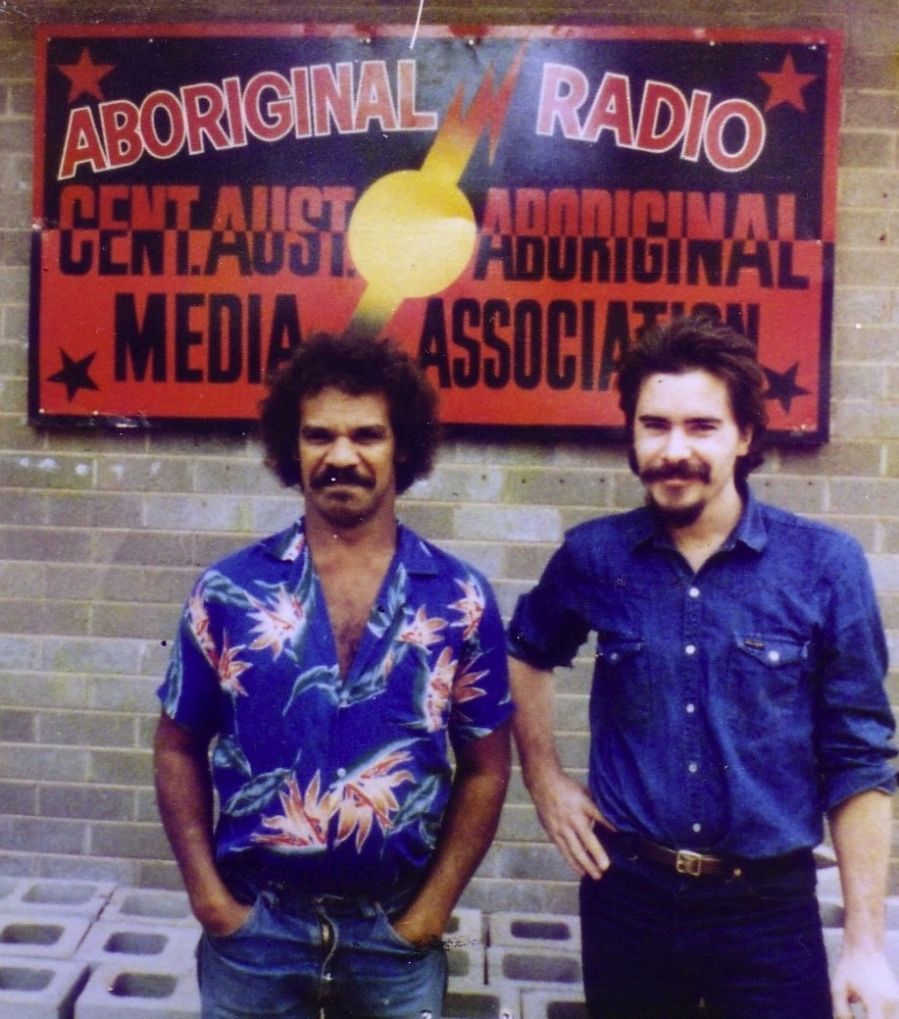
[675,849,705,877]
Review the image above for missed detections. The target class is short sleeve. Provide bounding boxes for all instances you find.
[156,580,222,737]
[447,570,513,746]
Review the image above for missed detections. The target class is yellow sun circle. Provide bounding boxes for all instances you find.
[348,169,477,300]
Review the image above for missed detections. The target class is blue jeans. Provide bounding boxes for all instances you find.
[579,847,832,1019]
[197,874,447,1019]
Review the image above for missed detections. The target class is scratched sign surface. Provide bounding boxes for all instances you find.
[32,23,840,437]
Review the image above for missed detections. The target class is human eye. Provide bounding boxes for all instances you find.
[638,416,668,433]
[354,427,387,444]
[689,419,719,435]
[301,427,332,445]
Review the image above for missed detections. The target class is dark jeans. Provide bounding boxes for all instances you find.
[580,848,833,1019]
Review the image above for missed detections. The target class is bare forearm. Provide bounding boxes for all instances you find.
[508,655,609,878]
[828,789,899,1017]
[830,788,892,950]
[509,657,565,789]
[153,714,234,922]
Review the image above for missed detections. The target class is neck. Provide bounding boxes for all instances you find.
[303,505,398,557]
[666,483,744,569]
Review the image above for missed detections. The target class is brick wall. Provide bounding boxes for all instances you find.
[0,0,897,914]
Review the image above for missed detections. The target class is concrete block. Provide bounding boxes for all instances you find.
[0,880,21,911]
[447,907,484,947]
[445,907,486,986]
[0,878,114,920]
[816,865,841,896]
[812,845,837,868]
[101,888,198,928]
[74,962,200,1019]
[0,959,88,1019]
[521,989,588,1019]
[818,895,844,928]
[487,946,582,992]
[488,912,581,953]
[0,914,92,961]
[443,976,519,1019]
[74,921,200,974]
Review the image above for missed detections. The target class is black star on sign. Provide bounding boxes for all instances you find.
[762,362,809,413]
[47,349,100,401]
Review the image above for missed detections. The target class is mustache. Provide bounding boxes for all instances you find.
[310,467,375,490]
[640,461,711,484]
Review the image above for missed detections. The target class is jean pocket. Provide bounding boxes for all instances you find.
[375,906,435,956]
[205,893,265,942]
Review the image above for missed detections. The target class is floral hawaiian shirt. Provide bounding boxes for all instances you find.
[158,518,512,897]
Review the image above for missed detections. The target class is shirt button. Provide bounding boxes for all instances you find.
[692,822,702,833]
[767,650,781,664]
[688,762,699,774]
[688,587,700,598]
[336,767,346,778]
[685,644,697,656]
[685,703,696,714]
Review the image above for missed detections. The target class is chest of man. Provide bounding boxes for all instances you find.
[316,553,394,678]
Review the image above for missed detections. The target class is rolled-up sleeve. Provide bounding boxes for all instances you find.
[814,536,897,810]
[507,538,592,670]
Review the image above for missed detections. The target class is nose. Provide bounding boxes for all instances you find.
[325,435,360,467]
[661,427,690,461]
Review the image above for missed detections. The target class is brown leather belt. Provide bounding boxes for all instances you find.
[627,836,739,878]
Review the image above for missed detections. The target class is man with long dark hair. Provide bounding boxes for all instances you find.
[509,316,897,1019]
[155,333,512,1018]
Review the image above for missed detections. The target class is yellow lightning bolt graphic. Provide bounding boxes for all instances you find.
[347,45,525,335]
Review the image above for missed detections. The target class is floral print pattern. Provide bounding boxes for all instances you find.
[158,520,512,892]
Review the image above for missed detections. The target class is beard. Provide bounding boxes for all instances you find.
[304,467,380,528]
[646,496,706,529]
[639,460,711,529]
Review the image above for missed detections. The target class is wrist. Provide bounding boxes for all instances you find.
[521,755,564,791]
[842,927,885,954]
[392,912,446,949]
[190,887,239,926]
[395,901,450,940]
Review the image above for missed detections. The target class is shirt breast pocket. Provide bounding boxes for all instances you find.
[728,634,810,738]
[594,637,650,731]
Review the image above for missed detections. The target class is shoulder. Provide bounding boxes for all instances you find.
[398,526,501,616]
[753,500,868,573]
[561,506,649,557]
[401,526,493,588]
[195,523,300,589]
[756,501,862,554]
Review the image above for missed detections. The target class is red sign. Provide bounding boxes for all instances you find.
[32,23,840,440]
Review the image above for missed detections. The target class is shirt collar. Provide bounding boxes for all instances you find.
[729,486,767,553]
[265,517,440,575]
[628,484,767,555]
[266,519,306,562]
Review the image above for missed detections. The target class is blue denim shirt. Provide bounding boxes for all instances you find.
[158,519,512,896]
[508,490,896,858]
